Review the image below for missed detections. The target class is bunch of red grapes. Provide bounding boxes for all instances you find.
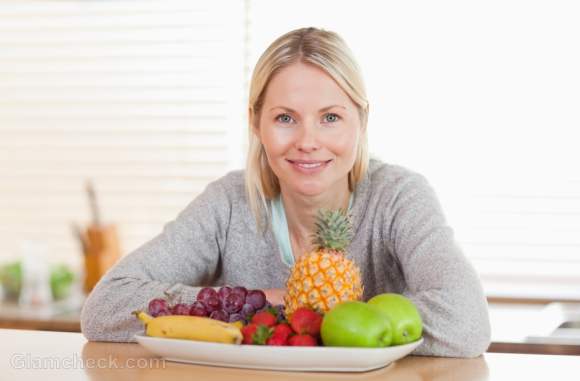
[147,286,283,324]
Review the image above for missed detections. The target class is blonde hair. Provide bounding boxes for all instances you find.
[245,27,370,229]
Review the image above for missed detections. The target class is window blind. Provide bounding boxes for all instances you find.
[248,0,580,298]
[0,0,247,269]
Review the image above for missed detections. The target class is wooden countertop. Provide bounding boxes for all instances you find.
[2,329,579,381]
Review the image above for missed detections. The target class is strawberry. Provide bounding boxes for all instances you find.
[241,323,273,345]
[288,334,318,346]
[271,323,293,341]
[251,311,277,327]
[263,323,293,346]
[241,323,258,345]
[289,307,323,336]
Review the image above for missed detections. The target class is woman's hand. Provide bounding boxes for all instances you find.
[263,288,286,305]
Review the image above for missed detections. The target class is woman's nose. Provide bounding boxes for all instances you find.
[294,123,320,152]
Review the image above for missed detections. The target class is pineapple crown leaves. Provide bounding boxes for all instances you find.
[311,208,354,251]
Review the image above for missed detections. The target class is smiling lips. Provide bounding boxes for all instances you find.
[287,159,332,172]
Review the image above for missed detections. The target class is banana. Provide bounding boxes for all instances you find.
[231,320,244,330]
[133,311,243,345]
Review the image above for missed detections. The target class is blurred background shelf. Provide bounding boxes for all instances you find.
[0,299,81,332]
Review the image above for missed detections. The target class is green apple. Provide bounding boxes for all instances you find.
[367,293,423,345]
[321,301,392,347]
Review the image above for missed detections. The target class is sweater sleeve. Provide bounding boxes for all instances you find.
[80,178,229,342]
[387,174,491,358]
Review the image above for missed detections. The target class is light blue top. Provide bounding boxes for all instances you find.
[270,193,354,267]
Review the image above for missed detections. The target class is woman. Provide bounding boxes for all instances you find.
[81,27,491,358]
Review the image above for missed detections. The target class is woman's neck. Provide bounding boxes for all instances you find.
[280,185,351,255]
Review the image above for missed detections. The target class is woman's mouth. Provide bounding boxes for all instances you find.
[286,159,333,174]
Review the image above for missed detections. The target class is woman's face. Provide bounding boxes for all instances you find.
[257,62,362,198]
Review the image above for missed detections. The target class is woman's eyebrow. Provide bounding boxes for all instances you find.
[319,105,346,112]
[269,105,346,112]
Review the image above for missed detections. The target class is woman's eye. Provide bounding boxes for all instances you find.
[276,114,294,124]
[323,113,340,123]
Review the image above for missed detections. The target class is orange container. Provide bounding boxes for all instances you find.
[83,224,122,294]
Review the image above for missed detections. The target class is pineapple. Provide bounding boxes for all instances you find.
[284,208,363,317]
